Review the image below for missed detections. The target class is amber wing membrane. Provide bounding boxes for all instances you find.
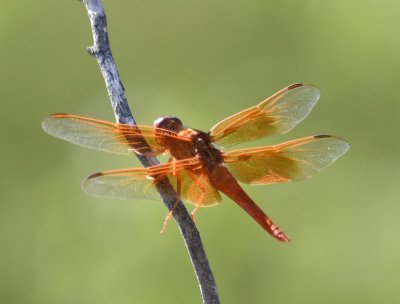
[209,83,320,147]
[42,114,187,156]
[178,170,222,207]
[82,158,221,207]
[223,135,349,185]
[82,167,162,201]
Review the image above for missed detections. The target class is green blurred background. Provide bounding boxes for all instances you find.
[1,1,399,303]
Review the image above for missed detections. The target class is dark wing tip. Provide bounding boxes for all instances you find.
[314,134,332,139]
[287,83,320,92]
[87,172,104,179]
[287,83,304,90]
[313,135,351,155]
[314,134,350,145]
[82,172,105,195]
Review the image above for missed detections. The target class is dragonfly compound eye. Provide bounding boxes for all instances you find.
[153,116,184,133]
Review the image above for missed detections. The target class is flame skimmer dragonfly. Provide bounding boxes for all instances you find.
[42,83,349,242]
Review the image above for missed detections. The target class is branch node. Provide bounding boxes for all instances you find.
[86,46,96,55]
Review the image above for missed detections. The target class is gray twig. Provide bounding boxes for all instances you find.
[81,1,219,303]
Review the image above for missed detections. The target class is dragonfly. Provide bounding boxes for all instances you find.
[42,83,349,242]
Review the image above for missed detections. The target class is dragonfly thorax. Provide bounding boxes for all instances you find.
[192,132,224,168]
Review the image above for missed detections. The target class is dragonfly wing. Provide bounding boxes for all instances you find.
[42,114,184,155]
[179,170,222,207]
[209,83,320,147]
[223,135,349,184]
[82,167,163,201]
[83,158,222,206]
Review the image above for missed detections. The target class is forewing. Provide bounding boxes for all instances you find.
[223,135,349,185]
[209,84,320,147]
[42,114,184,155]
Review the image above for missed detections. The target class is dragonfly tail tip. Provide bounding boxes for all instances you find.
[275,232,290,243]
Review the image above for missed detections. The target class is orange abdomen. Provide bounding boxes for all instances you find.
[209,165,289,243]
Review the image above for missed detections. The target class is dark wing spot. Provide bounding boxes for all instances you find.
[314,135,332,139]
[287,83,303,90]
[87,172,104,179]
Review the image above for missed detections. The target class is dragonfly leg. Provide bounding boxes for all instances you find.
[161,160,182,234]
[189,173,206,223]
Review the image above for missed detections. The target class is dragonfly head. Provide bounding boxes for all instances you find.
[153,116,184,133]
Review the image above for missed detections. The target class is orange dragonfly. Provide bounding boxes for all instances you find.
[42,83,349,242]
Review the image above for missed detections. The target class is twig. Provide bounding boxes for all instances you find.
[81,1,219,303]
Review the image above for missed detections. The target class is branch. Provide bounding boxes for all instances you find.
[81,1,219,303]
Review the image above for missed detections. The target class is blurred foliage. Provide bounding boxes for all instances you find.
[1,1,399,303]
